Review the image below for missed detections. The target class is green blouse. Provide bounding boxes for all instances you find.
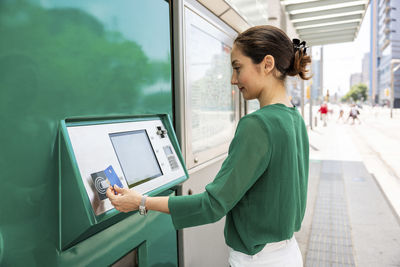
[168,104,309,255]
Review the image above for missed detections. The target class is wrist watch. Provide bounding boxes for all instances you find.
[139,195,147,215]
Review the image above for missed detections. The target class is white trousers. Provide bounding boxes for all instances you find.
[228,236,303,267]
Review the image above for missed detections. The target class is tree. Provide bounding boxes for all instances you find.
[341,83,368,102]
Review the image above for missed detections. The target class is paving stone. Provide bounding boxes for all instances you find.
[305,161,356,267]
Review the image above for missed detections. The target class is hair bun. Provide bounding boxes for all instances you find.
[292,39,308,54]
[287,40,311,80]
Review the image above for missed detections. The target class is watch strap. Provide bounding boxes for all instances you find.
[139,195,147,215]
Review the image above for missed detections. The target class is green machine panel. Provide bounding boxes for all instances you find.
[0,0,182,266]
[59,114,188,250]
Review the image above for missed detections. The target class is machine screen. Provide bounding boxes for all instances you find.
[110,130,162,187]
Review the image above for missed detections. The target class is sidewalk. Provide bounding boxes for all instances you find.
[295,111,400,267]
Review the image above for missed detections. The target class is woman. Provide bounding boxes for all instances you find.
[107,25,311,266]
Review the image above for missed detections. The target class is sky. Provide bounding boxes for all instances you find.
[321,4,371,96]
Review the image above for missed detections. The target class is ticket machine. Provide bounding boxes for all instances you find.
[58,114,188,265]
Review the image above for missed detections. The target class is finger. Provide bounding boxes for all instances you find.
[106,187,115,200]
[106,186,112,198]
[113,185,126,194]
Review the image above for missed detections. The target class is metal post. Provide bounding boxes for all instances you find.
[320,46,324,101]
[390,59,400,118]
[371,0,378,105]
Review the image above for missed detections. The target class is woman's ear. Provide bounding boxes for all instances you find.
[262,55,275,75]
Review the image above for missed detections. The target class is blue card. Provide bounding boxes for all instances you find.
[105,165,123,188]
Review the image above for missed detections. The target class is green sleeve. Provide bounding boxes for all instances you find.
[168,116,271,229]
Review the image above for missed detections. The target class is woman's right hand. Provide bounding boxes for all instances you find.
[106,185,142,213]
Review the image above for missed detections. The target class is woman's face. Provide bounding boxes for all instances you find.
[231,44,265,100]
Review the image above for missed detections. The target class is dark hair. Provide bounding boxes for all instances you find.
[234,25,311,80]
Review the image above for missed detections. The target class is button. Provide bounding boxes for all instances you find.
[156,126,162,135]
[157,126,167,138]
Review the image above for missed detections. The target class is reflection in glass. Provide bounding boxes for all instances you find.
[185,8,236,154]
[0,0,172,116]
[0,0,176,265]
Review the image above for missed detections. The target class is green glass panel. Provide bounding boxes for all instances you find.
[0,0,176,266]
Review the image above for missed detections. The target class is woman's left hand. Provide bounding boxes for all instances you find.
[106,185,142,213]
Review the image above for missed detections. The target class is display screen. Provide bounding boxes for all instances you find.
[110,130,162,188]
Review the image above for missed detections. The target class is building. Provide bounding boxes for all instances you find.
[350,73,363,88]
[350,53,369,92]
[362,52,370,88]
[311,58,321,100]
[373,0,400,107]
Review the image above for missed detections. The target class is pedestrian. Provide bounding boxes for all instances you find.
[346,104,361,125]
[337,105,345,123]
[318,102,329,126]
[107,25,311,267]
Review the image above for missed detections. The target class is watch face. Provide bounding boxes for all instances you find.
[139,195,147,215]
[139,206,146,215]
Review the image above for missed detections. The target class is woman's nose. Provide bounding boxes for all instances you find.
[231,74,237,85]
